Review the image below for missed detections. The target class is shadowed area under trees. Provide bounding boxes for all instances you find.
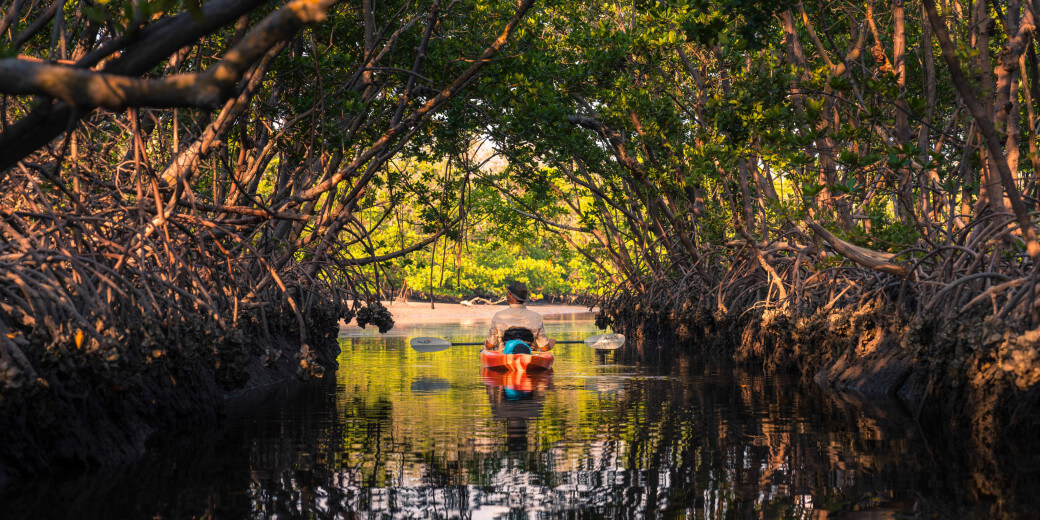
[2,0,1040,511]
[0,0,535,484]
[452,2,1040,515]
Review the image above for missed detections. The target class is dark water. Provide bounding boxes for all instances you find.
[1,313,1030,519]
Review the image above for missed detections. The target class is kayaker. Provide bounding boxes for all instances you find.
[484,281,557,352]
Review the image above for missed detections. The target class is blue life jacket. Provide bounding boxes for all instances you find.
[502,339,532,355]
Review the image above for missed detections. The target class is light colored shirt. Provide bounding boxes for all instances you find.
[485,303,550,350]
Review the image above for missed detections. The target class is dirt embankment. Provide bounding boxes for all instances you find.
[600,296,1040,517]
[341,300,596,329]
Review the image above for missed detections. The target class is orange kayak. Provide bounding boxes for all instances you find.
[480,349,554,372]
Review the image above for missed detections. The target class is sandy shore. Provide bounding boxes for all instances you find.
[341,300,597,330]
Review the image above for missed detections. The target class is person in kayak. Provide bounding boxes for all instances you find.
[484,281,557,353]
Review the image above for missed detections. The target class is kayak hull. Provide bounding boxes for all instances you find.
[480,349,554,372]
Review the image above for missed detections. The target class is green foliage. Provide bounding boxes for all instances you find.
[396,236,601,299]
[343,156,607,300]
[842,200,921,252]
[5,0,1008,321]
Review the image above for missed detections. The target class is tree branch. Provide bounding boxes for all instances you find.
[807,219,911,278]
[0,0,333,110]
[0,0,274,169]
[922,0,1040,259]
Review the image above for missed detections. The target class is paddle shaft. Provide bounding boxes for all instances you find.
[450,340,587,346]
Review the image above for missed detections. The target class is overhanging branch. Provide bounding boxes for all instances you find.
[0,0,334,110]
[807,219,911,279]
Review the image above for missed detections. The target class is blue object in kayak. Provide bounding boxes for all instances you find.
[502,339,532,355]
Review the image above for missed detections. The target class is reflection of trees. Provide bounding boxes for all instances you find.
[5,342,1029,518]
[87,363,929,517]
[278,347,930,518]
[6,336,1031,515]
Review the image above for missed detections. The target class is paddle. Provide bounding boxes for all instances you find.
[409,333,625,352]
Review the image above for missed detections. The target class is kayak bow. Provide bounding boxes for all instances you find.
[480,348,554,372]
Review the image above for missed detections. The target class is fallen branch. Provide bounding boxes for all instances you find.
[807,219,911,278]
[461,296,506,306]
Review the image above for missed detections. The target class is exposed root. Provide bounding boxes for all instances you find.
[595,213,1039,517]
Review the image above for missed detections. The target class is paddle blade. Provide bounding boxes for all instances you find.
[584,333,625,350]
[410,337,451,353]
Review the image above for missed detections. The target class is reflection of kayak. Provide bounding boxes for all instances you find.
[481,367,551,451]
[480,348,554,372]
[481,368,552,421]
[480,367,553,393]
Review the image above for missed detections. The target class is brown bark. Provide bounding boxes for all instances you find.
[159,42,285,186]
[923,0,1040,259]
[807,219,911,278]
[0,0,273,169]
[292,0,535,205]
[782,8,852,229]
[0,0,332,110]
[1024,47,1040,199]
[567,114,715,284]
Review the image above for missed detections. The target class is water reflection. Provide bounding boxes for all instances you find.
[482,368,553,452]
[1,314,1036,518]
[410,376,452,394]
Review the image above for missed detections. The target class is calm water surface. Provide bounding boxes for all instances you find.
[1,313,1002,518]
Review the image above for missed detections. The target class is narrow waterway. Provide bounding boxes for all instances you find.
[0,312,1008,518]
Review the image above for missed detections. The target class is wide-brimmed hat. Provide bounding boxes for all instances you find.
[505,281,529,302]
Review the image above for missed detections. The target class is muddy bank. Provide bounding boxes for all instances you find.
[341,300,596,329]
[0,301,354,492]
[600,295,1040,517]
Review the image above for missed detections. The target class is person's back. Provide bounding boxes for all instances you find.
[484,282,556,352]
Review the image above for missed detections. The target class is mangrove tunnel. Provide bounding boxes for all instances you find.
[1,0,1040,517]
